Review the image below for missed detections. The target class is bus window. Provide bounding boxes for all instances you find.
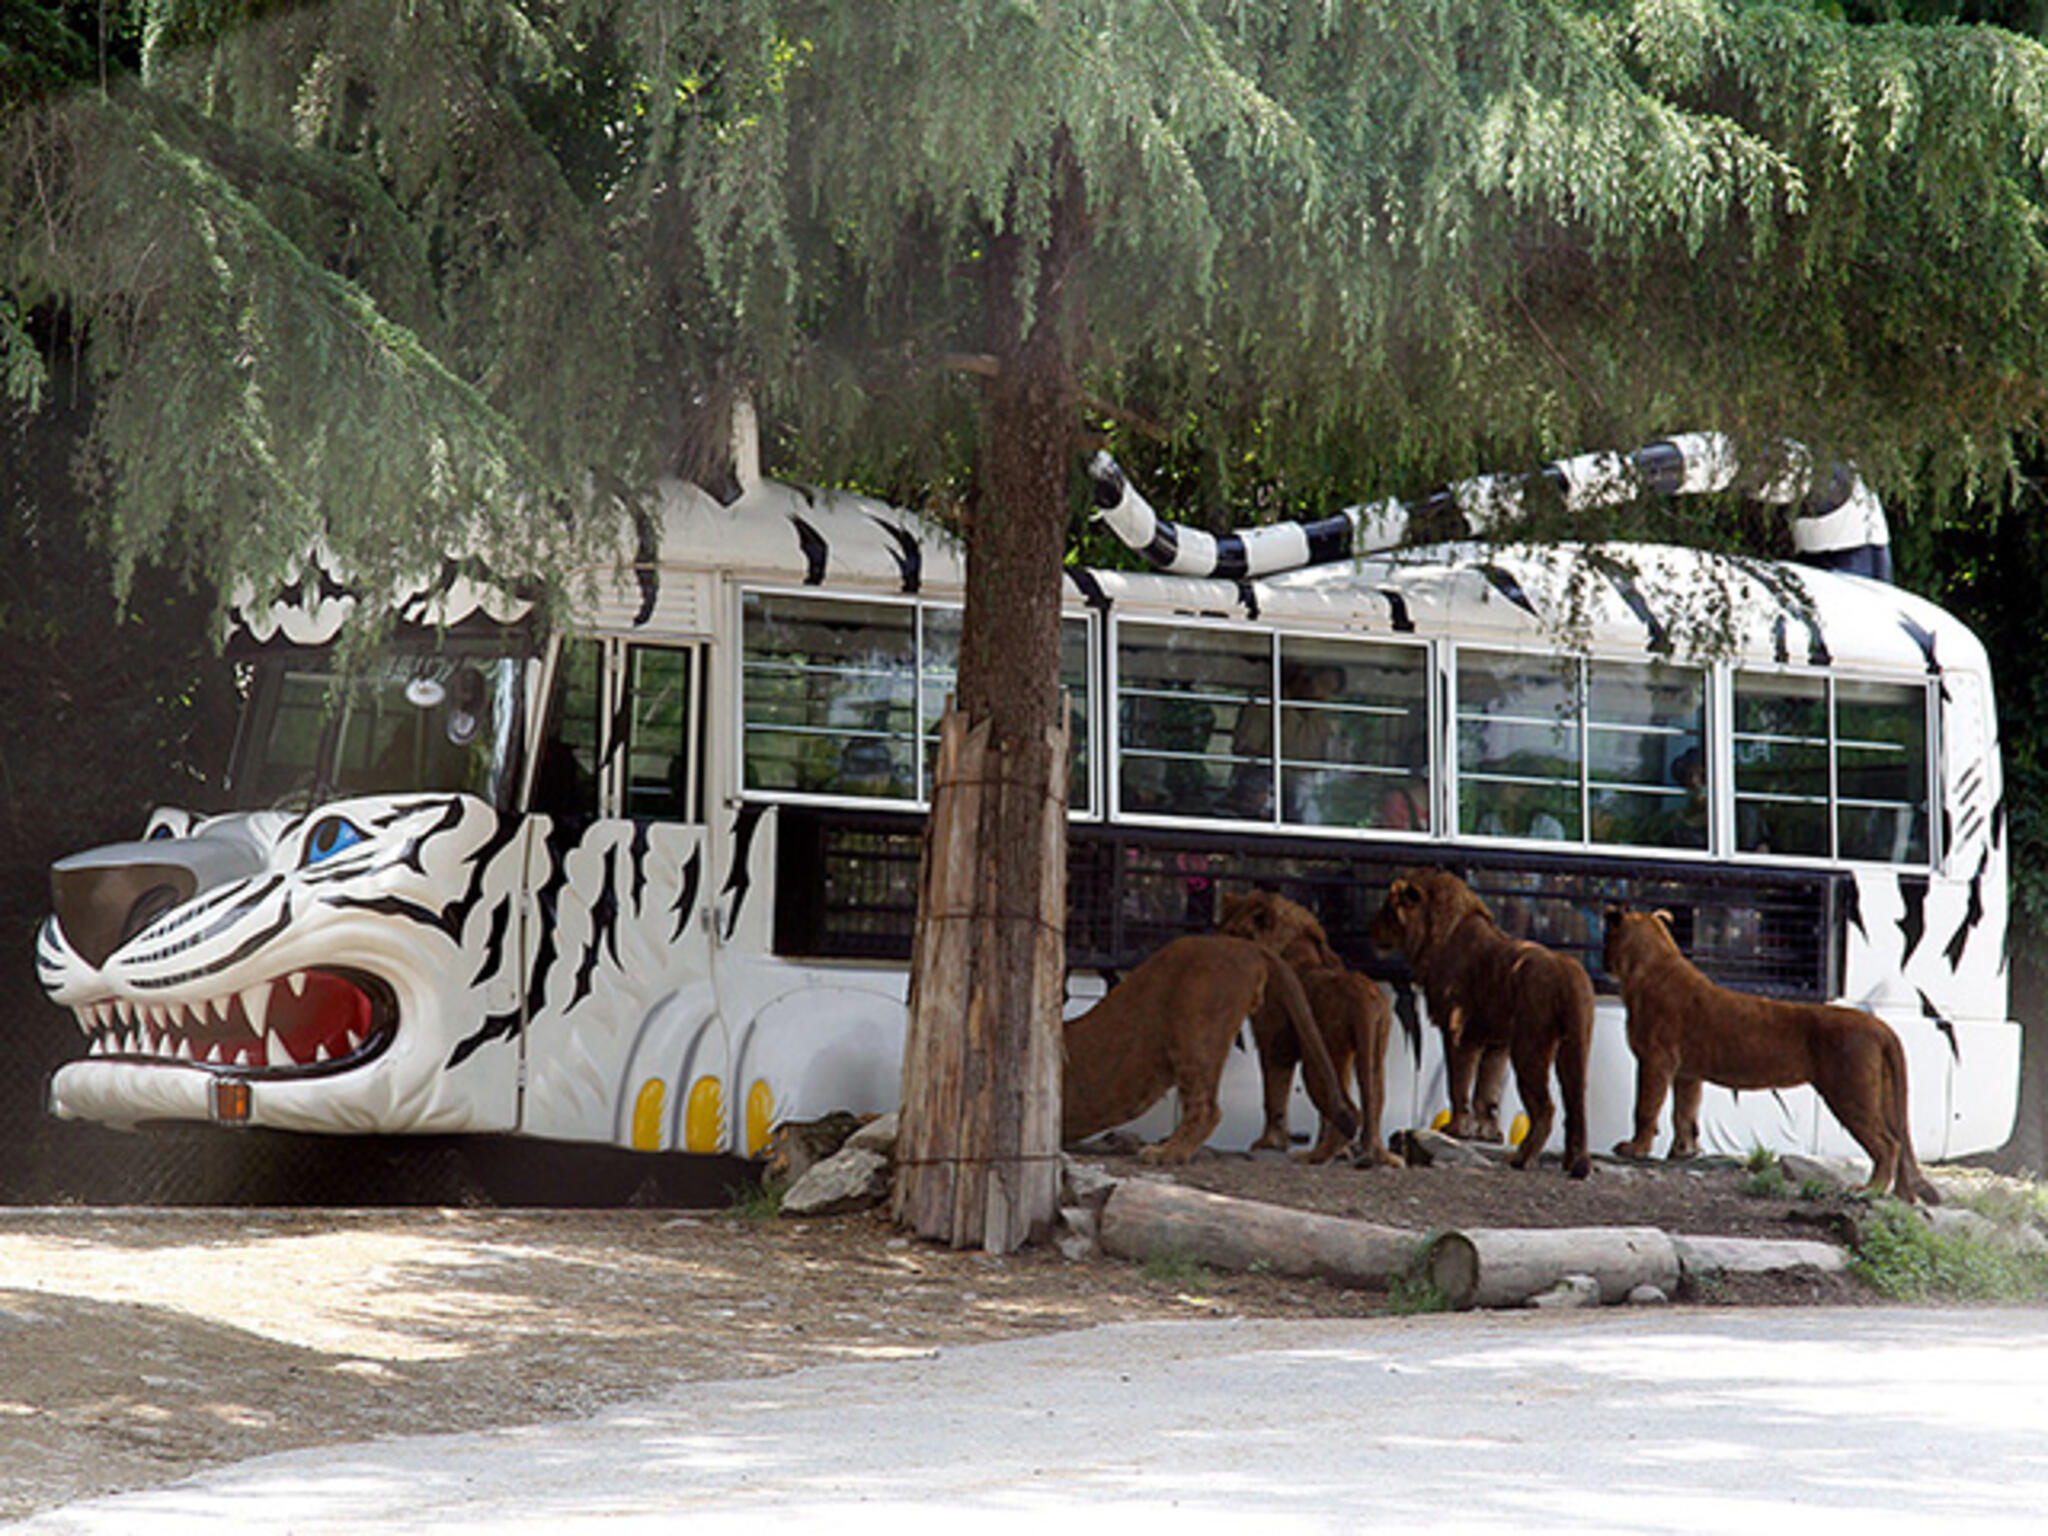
[1837,679,1928,863]
[1274,637,1430,832]
[1117,623,1267,820]
[742,593,917,800]
[921,608,1096,813]
[1457,651,1582,840]
[1734,674,1830,856]
[1735,673,1928,864]
[624,645,699,821]
[533,637,602,820]
[1588,662,1707,850]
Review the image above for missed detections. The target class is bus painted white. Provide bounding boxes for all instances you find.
[34,439,2018,1168]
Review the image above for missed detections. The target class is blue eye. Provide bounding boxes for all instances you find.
[303,816,366,866]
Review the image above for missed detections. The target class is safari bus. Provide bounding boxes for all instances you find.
[34,426,2020,1170]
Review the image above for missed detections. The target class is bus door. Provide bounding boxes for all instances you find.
[521,635,724,1153]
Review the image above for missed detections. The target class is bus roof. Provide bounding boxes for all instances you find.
[234,471,1984,679]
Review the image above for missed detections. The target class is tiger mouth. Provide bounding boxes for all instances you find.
[68,968,396,1074]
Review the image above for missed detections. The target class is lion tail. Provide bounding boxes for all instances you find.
[1883,1026,1941,1206]
[1265,955,1361,1142]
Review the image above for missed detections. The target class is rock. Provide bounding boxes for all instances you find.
[1671,1233,1849,1277]
[1779,1154,1857,1192]
[767,1111,868,1184]
[780,1146,891,1217]
[846,1112,898,1156]
[1528,1274,1601,1310]
[1627,1283,1670,1305]
[1056,1205,1100,1262]
[1061,1157,1120,1212]
[1391,1128,1496,1170]
[1921,1205,2048,1256]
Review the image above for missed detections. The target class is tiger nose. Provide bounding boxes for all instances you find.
[50,860,199,970]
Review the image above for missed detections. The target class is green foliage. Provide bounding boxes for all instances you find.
[1384,1270,1456,1315]
[726,1174,786,1222]
[1741,1146,1790,1197]
[1139,1245,1213,1290]
[1849,1197,2048,1300]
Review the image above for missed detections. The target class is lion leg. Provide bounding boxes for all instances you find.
[1555,1008,1593,1180]
[1351,1007,1401,1169]
[1248,1000,1299,1153]
[1506,1039,1558,1171]
[1614,1054,1673,1160]
[1442,1024,1482,1137]
[1141,1028,1230,1165]
[1459,1045,1508,1143]
[1667,1076,1704,1160]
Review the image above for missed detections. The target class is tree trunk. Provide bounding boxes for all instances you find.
[1098,1178,1423,1289]
[1424,1227,1681,1309]
[891,140,1085,1252]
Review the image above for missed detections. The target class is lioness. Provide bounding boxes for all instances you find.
[1368,869,1593,1178]
[1063,934,1360,1165]
[1216,890,1400,1167]
[1602,905,1940,1203]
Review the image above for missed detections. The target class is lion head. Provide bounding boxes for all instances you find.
[1216,889,1341,970]
[1601,905,1678,985]
[1368,869,1490,962]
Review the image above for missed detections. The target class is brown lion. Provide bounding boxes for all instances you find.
[1603,905,1939,1203]
[1216,890,1400,1167]
[1368,869,1593,1178]
[1063,934,1360,1165]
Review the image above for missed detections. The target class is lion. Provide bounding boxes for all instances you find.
[1602,905,1939,1203]
[1216,890,1400,1167]
[1367,869,1593,1178]
[1063,933,1360,1165]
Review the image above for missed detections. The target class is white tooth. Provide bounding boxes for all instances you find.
[74,1006,94,1036]
[116,998,136,1028]
[234,1046,252,1067]
[287,971,308,997]
[205,1043,224,1065]
[267,1030,297,1067]
[315,1044,331,1063]
[344,1029,363,1054]
[176,1037,194,1061]
[240,982,272,1037]
[87,1034,104,1056]
[157,1033,177,1059]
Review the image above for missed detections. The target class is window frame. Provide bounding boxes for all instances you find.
[1731,665,1937,871]
[1108,613,1436,841]
[734,585,1100,817]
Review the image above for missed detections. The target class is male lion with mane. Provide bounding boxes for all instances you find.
[1063,934,1359,1165]
[1216,890,1400,1167]
[1368,869,1592,1178]
[1603,905,1939,1203]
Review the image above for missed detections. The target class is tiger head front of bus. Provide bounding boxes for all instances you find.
[35,791,530,1135]
[34,592,539,1138]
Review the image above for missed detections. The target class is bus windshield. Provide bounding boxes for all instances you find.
[226,632,531,811]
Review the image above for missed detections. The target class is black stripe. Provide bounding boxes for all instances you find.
[1212,534,1249,581]
[871,517,923,594]
[1302,515,1354,566]
[790,514,829,585]
[1378,589,1415,633]
[1144,523,1180,568]
[1631,442,1688,497]
[1064,567,1112,614]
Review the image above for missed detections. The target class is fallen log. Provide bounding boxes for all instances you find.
[1425,1226,1680,1310]
[1099,1177,1423,1289]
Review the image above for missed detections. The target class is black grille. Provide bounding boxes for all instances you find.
[772,805,1843,1000]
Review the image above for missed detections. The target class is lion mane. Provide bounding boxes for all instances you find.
[1063,934,1360,1165]
[1216,890,1400,1167]
[1368,869,1593,1179]
[1603,905,1939,1203]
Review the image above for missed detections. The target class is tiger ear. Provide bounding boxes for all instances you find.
[1653,909,1675,929]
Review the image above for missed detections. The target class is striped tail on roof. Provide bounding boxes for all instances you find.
[1088,434,1892,584]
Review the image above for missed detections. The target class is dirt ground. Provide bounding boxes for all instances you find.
[0,1142,1895,1522]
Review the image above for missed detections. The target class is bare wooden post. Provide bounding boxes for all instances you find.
[892,702,1068,1252]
